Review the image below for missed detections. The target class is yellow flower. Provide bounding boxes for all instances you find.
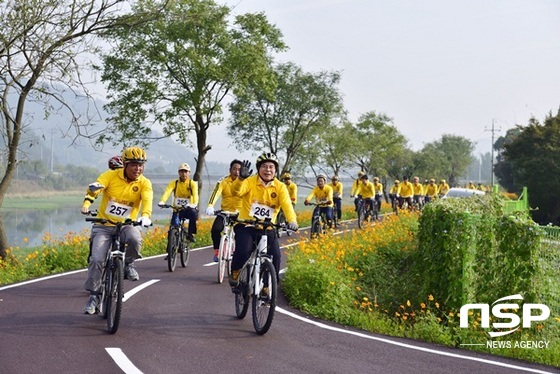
[406,300,411,307]
[428,294,434,301]
[435,302,439,308]
[420,303,426,309]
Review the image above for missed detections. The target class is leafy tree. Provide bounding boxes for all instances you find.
[494,127,522,192]
[98,0,285,184]
[498,109,560,224]
[0,0,154,256]
[228,62,344,176]
[348,111,408,184]
[417,135,474,187]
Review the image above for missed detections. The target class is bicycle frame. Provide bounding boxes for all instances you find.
[216,210,238,284]
[233,218,281,335]
[160,204,192,271]
[308,202,331,238]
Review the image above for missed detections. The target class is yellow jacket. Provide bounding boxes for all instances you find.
[207,175,242,212]
[232,175,297,223]
[160,178,199,206]
[329,181,343,199]
[82,169,153,223]
[285,182,298,204]
[356,181,375,199]
[306,185,334,207]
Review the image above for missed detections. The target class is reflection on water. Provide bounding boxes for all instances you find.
[2,208,173,249]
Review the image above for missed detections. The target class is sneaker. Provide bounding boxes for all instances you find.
[213,249,219,263]
[187,233,196,243]
[84,295,99,315]
[125,263,139,281]
[229,269,240,287]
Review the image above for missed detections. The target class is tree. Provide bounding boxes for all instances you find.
[348,111,408,183]
[0,0,155,256]
[494,127,522,192]
[498,109,560,224]
[228,62,344,176]
[418,135,474,187]
[98,0,285,184]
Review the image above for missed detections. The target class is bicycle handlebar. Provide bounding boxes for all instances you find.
[159,203,196,211]
[85,216,142,227]
[235,217,287,230]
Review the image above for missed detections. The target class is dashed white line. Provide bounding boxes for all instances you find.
[123,279,160,302]
[106,348,144,374]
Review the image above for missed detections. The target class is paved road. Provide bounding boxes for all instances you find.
[0,224,558,374]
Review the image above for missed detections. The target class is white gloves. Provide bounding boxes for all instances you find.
[138,217,152,227]
[287,222,299,232]
[158,201,165,207]
[206,206,215,216]
[88,182,105,192]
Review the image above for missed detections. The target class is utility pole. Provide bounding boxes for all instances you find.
[485,119,501,187]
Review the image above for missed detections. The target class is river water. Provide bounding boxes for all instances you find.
[3,174,316,249]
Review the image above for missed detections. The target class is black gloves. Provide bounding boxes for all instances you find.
[240,160,253,179]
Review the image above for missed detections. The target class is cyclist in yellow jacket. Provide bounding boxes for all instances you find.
[412,176,425,208]
[80,146,153,314]
[397,176,414,209]
[282,172,298,206]
[372,176,384,212]
[351,171,365,211]
[305,173,334,227]
[438,179,450,197]
[355,174,376,214]
[205,159,243,262]
[229,153,298,286]
[329,175,343,221]
[424,178,439,203]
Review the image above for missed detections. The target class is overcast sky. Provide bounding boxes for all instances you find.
[206,0,560,162]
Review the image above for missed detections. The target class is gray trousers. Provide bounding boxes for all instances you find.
[84,224,143,294]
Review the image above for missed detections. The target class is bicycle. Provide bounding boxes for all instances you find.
[160,204,193,272]
[356,196,376,229]
[215,210,239,284]
[85,213,142,334]
[306,202,331,239]
[233,218,285,335]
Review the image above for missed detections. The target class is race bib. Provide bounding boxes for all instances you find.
[318,198,328,204]
[105,201,132,219]
[250,202,274,220]
[174,197,190,206]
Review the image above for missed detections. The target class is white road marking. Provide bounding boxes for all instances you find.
[275,307,556,374]
[106,348,144,374]
[123,279,160,302]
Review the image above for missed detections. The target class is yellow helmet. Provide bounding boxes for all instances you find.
[122,147,147,164]
[394,179,400,184]
[358,171,365,176]
[282,172,292,180]
[331,175,339,181]
[440,179,446,183]
[373,176,379,181]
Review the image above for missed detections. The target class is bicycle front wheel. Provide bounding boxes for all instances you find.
[217,235,228,284]
[357,205,365,229]
[180,230,190,268]
[234,267,250,319]
[106,258,124,334]
[252,260,277,335]
[167,227,179,272]
[310,218,321,239]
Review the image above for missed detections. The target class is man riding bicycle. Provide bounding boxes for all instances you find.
[80,146,153,314]
[397,176,414,209]
[229,153,298,287]
[351,170,365,211]
[411,176,425,208]
[205,159,243,262]
[329,175,343,221]
[158,163,199,243]
[355,174,376,215]
[282,172,298,206]
[424,178,439,203]
[304,173,334,228]
[372,176,383,212]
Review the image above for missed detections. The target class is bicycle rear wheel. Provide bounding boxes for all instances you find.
[180,230,190,268]
[167,227,179,272]
[234,267,250,319]
[310,217,322,239]
[252,260,277,335]
[106,258,124,334]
